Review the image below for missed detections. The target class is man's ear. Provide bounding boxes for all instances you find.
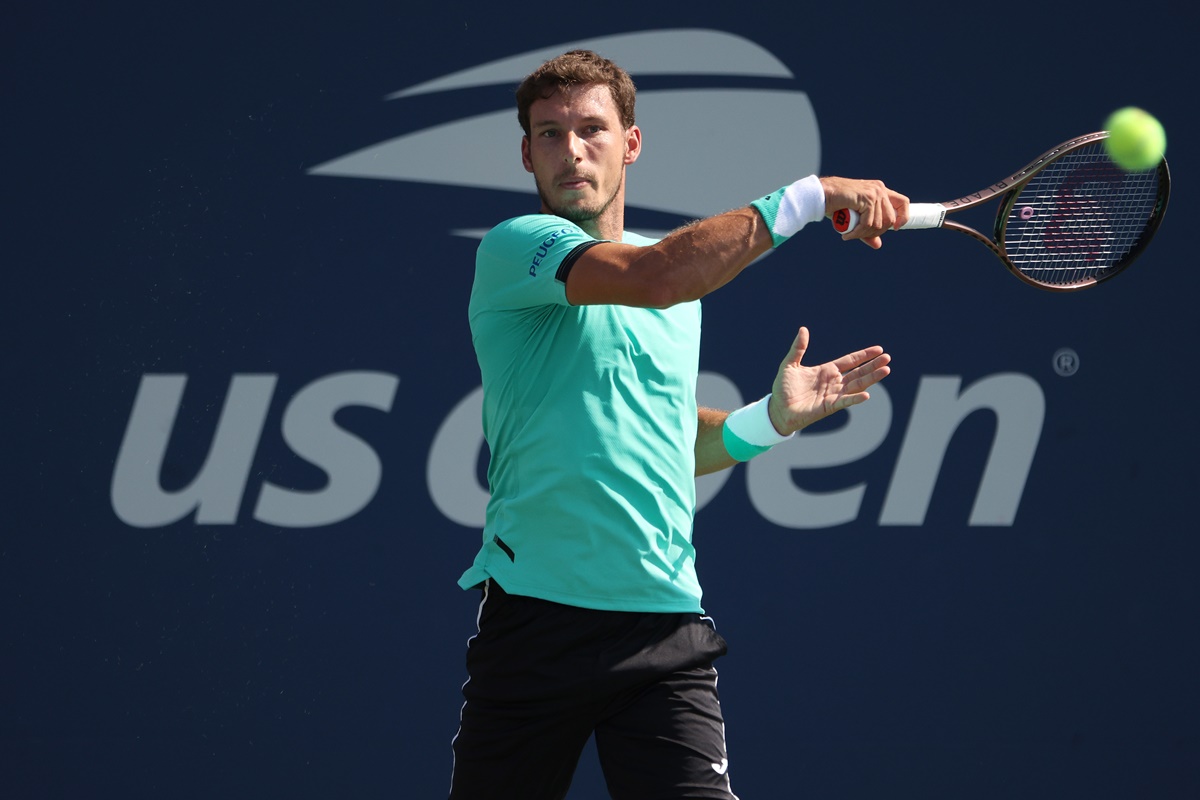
[624,125,642,165]
[521,135,533,173]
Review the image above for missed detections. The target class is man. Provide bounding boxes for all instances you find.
[450,50,907,799]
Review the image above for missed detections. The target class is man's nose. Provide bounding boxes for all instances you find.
[563,131,583,163]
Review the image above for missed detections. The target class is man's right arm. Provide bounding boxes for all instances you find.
[564,206,772,308]
[564,176,908,308]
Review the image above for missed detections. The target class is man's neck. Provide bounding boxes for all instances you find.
[540,181,626,241]
[584,212,623,242]
[539,208,625,242]
[590,187,626,241]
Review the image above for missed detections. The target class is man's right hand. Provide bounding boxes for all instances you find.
[819,176,910,249]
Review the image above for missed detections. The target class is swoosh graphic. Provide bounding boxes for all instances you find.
[386,28,793,100]
[309,88,819,220]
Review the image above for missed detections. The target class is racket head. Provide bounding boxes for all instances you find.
[992,133,1170,291]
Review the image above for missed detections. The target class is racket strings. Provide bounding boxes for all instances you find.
[1001,142,1162,287]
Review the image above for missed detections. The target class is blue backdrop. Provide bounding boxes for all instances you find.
[5,3,1198,798]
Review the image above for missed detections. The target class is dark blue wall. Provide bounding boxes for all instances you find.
[5,3,1198,798]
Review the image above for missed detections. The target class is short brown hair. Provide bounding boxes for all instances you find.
[515,50,637,136]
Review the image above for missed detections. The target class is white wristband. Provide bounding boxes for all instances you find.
[751,175,826,247]
[722,395,794,461]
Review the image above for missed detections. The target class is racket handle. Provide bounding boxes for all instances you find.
[831,203,947,234]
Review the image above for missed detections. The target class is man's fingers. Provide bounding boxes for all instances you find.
[891,190,911,230]
[845,364,890,394]
[838,183,909,247]
[787,325,811,366]
[837,392,870,410]
[832,346,887,373]
[842,231,884,248]
[839,353,891,394]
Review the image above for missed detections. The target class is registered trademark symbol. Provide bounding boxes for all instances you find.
[1053,347,1079,377]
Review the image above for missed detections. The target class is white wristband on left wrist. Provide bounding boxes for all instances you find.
[722,395,794,461]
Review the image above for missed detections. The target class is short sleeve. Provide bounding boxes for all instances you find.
[473,215,601,311]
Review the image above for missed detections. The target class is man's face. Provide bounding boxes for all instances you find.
[521,83,641,231]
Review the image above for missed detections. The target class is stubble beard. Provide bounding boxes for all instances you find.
[536,172,623,229]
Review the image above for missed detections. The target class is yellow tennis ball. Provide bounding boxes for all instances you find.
[1103,107,1166,171]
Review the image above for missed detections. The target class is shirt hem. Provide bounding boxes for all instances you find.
[458,567,704,615]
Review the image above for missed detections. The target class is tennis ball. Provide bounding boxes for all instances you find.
[1103,107,1166,171]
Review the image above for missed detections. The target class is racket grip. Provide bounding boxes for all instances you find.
[831,203,947,234]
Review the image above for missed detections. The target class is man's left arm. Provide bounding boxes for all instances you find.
[696,407,736,477]
[694,326,891,476]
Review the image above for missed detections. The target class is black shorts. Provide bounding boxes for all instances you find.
[448,580,737,800]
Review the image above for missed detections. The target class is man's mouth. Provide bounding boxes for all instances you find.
[558,175,593,190]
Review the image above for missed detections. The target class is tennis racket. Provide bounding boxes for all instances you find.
[831,131,1170,291]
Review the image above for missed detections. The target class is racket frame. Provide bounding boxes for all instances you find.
[931,131,1171,291]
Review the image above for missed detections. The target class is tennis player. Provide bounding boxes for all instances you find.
[449,49,906,799]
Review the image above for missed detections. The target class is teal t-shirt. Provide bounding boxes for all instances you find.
[459,214,704,613]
